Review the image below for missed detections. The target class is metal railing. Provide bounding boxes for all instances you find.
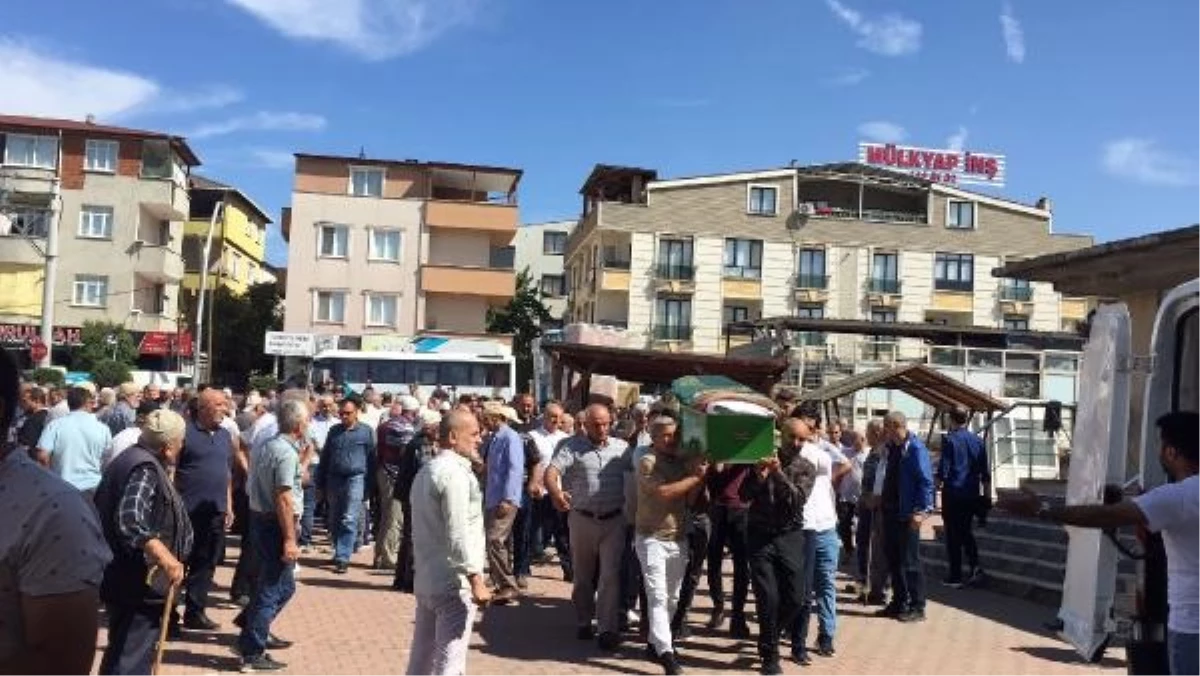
[654,263,695,280]
[603,258,631,270]
[999,285,1034,302]
[935,279,975,293]
[795,274,829,290]
[0,207,51,238]
[653,324,693,341]
[866,278,901,294]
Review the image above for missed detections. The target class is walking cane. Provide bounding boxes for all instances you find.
[147,565,181,676]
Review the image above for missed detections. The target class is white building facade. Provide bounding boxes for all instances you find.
[513,220,574,326]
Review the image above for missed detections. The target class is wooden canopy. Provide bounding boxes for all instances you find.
[799,363,1007,413]
[540,342,790,394]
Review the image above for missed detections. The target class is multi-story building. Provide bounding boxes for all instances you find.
[0,114,200,367]
[281,153,521,344]
[513,220,574,327]
[182,175,274,303]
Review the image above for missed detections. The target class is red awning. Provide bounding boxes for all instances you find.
[139,332,194,357]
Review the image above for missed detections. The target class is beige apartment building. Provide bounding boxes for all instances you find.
[281,153,521,342]
[513,220,575,326]
[565,162,1095,358]
[0,115,199,367]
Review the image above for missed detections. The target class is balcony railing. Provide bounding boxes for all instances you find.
[653,324,693,341]
[655,263,695,281]
[867,278,901,294]
[792,331,827,346]
[935,279,975,293]
[999,285,1034,302]
[795,274,829,290]
[0,208,51,238]
[603,258,631,270]
[800,202,926,224]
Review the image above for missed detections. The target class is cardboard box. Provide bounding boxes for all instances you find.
[679,406,776,463]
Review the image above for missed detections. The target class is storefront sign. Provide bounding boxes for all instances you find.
[858,143,1006,187]
[264,331,316,357]
[137,331,194,357]
[361,334,413,353]
[0,323,82,347]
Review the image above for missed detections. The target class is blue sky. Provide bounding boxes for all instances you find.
[2,0,1196,266]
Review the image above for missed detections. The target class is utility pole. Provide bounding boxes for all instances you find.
[36,133,64,368]
[194,201,224,382]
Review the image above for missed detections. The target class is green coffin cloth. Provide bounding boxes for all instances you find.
[671,375,754,406]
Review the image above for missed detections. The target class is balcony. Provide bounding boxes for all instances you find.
[866,278,901,308]
[999,284,1034,315]
[934,279,975,293]
[723,278,761,300]
[792,331,828,347]
[0,207,51,265]
[420,264,515,299]
[652,324,693,342]
[130,243,184,282]
[425,200,518,234]
[600,268,630,292]
[794,274,830,303]
[653,263,695,294]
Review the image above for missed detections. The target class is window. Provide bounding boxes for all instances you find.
[656,239,694,279]
[947,200,976,229]
[794,304,825,346]
[1000,278,1032,301]
[871,309,897,323]
[78,206,114,239]
[540,274,567,297]
[747,185,778,215]
[934,252,974,291]
[319,224,349,258]
[85,139,118,172]
[723,239,763,278]
[723,305,751,323]
[229,252,241,280]
[870,252,900,293]
[72,275,108,307]
[1003,316,1030,331]
[315,290,346,323]
[349,167,384,197]
[366,294,398,327]
[655,298,692,340]
[543,231,568,255]
[3,134,57,168]
[140,140,172,178]
[797,248,827,288]
[866,308,898,360]
[369,228,401,262]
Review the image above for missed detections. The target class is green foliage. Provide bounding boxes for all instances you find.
[91,359,132,389]
[486,268,553,392]
[73,321,137,371]
[29,367,65,387]
[207,282,283,386]
[247,371,279,395]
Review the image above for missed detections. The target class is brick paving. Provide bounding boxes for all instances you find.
[94,535,1128,675]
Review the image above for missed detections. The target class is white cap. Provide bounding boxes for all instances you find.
[439,401,451,412]
[399,395,421,411]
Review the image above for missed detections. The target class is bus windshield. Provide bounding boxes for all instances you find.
[313,357,512,390]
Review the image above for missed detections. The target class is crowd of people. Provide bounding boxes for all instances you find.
[0,346,1195,676]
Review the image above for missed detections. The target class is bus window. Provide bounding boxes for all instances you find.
[414,363,440,385]
[487,364,511,388]
[469,364,489,387]
[442,362,469,387]
[342,359,370,384]
[372,360,409,384]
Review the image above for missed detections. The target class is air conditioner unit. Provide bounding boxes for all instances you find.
[797,202,816,216]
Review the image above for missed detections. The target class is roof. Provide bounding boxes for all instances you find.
[993,225,1200,296]
[188,174,273,224]
[730,316,1084,350]
[798,363,1008,412]
[540,342,790,393]
[579,164,659,196]
[293,152,522,188]
[0,114,201,166]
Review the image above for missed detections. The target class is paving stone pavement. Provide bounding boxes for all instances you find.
[93,536,1128,675]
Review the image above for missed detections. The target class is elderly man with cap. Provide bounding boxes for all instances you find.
[393,407,443,593]
[479,401,525,604]
[105,400,165,469]
[104,383,142,436]
[375,395,421,570]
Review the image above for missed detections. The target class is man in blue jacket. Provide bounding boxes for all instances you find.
[937,408,990,588]
[318,396,376,574]
[876,411,934,622]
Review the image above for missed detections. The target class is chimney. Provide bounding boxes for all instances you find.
[1035,196,1053,212]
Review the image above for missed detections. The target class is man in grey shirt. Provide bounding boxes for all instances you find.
[546,403,629,652]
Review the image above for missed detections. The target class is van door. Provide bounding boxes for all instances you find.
[1060,303,1132,661]
[1139,279,1199,487]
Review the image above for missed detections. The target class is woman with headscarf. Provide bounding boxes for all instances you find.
[94,409,194,675]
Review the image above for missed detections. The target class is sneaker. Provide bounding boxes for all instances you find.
[816,641,836,657]
[941,577,964,589]
[240,653,287,672]
[659,651,683,675]
[897,609,927,623]
[333,561,348,575]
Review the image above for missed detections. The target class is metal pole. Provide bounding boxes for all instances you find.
[37,133,64,367]
[1026,403,1034,481]
[193,201,223,381]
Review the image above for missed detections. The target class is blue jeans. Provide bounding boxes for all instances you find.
[237,514,296,658]
[792,528,840,654]
[299,483,317,546]
[1169,630,1198,675]
[326,473,365,564]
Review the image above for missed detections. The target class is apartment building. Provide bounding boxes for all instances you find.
[513,220,575,326]
[565,162,1095,357]
[0,115,199,367]
[281,153,521,343]
[182,176,274,303]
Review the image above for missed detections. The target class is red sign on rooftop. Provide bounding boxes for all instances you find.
[858,143,1006,188]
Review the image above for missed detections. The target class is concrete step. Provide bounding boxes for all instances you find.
[921,554,1066,607]
[931,526,1140,574]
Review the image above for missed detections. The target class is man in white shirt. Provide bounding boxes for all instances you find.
[407,410,491,676]
[999,411,1198,676]
[528,402,571,577]
[789,405,849,664]
[359,387,385,430]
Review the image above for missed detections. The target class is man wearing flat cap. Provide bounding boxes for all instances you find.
[481,402,525,604]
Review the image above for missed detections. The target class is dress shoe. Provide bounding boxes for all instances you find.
[597,631,621,652]
[333,561,348,574]
[576,624,596,640]
[791,650,812,666]
[659,650,683,675]
[183,613,220,631]
[266,634,293,650]
[729,616,752,640]
[874,604,902,618]
[897,609,927,623]
[759,660,783,675]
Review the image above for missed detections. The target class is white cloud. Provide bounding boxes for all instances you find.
[1000,3,1025,63]
[825,0,922,56]
[858,120,907,143]
[826,67,870,86]
[947,126,969,151]
[1102,138,1195,187]
[250,148,296,169]
[188,111,327,139]
[0,38,240,122]
[225,0,479,61]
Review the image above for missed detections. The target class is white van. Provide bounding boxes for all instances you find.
[129,370,194,390]
[1060,279,1197,671]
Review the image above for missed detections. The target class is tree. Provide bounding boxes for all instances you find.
[29,367,65,387]
[73,321,137,372]
[487,268,552,392]
[91,359,133,388]
[203,282,283,387]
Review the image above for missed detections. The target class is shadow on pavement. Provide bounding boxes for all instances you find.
[1011,645,1124,669]
[924,580,1057,635]
[161,647,241,672]
[300,576,389,591]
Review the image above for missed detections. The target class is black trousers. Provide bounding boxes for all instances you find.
[707,505,750,617]
[393,500,415,591]
[748,528,805,666]
[184,504,226,617]
[620,525,642,614]
[836,500,857,554]
[673,513,710,629]
[99,602,160,675]
[882,512,925,612]
[942,493,980,580]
